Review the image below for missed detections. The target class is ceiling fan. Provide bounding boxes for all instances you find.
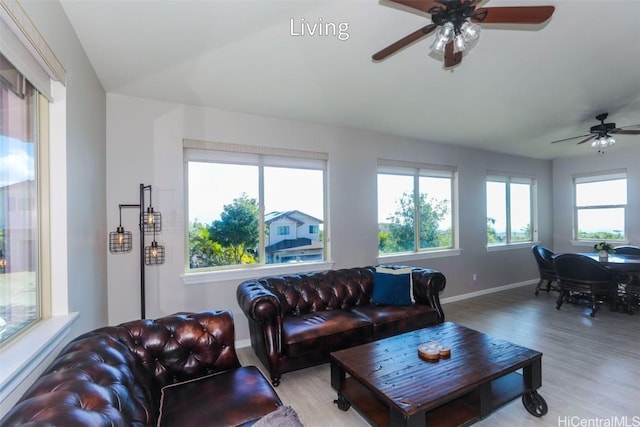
[372,0,555,68]
[550,113,640,151]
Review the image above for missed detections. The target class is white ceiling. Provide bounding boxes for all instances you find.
[59,0,640,159]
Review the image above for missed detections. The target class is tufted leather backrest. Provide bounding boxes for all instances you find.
[109,311,240,388]
[257,267,374,316]
[1,311,240,427]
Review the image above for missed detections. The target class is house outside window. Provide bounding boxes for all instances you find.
[574,171,626,241]
[486,173,535,246]
[0,53,46,345]
[184,140,327,270]
[377,159,456,255]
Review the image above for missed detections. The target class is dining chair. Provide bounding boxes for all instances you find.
[531,245,558,296]
[612,245,640,256]
[613,245,640,313]
[552,253,619,317]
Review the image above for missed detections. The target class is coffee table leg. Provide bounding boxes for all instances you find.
[330,360,352,411]
[390,410,422,427]
[330,360,345,391]
[522,358,548,417]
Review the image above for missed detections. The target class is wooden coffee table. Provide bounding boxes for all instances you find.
[330,322,547,426]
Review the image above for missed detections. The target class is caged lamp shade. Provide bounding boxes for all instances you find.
[109,225,132,253]
[144,240,165,265]
[141,207,162,233]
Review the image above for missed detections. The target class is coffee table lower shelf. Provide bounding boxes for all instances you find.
[337,371,527,427]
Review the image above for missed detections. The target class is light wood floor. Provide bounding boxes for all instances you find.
[237,285,640,426]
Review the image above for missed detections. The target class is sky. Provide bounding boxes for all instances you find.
[188,162,324,224]
[0,135,35,187]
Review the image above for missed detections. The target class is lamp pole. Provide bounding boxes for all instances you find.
[139,183,147,319]
[115,184,153,319]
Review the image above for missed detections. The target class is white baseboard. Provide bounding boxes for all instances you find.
[441,279,537,304]
[236,338,251,349]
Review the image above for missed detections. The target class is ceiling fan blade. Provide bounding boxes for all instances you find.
[472,6,555,24]
[611,125,640,135]
[388,0,443,14]
[550,134,592,144]
[444,41,462,67]
[372,24,437,61]
[577,135,597,145]
[612,129,640,135]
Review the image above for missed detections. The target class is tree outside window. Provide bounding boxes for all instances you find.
[378,164,455,255]
[486,175,535,246]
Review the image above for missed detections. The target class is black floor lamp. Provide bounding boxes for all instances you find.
[109,183,165,319]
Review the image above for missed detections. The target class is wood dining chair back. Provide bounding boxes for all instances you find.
[552,253,618,317]
[613,245,640,313]
[531,245,558,295]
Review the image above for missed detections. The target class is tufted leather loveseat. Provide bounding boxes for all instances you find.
[237,265,446,386]
[1,310,282,427]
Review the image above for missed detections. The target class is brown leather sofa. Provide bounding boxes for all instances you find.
[236,265,446,386]
[1,310,283,427]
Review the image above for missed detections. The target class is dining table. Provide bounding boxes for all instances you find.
[578,252,640,271]
[578,252,640,313]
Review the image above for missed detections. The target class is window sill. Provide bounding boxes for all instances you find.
[377,249,461,265]
[182,261,336,285]
[570,240,628,248]
[486,242,536,252]
[0,312,79,406]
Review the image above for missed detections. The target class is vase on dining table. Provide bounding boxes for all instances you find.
[599,250,608,261]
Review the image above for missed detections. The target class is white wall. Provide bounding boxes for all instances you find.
[552,144,640,254]
[106,94,553,339]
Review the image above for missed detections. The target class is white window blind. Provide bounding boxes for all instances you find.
[0,0,66,99]
[183,139,327,169]
[378,159,457,179]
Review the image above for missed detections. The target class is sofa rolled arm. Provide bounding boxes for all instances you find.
[237,280,282,323]
[237,280,285,385]
[412,268,446,321]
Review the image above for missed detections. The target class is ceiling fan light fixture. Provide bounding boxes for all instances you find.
[431,22,455,53]
[438,22,455,42]
[460,21,481,43]
[431,36,447,53]
[591,136,616,152]
[453,34,467,53]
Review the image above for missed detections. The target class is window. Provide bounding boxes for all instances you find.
[0,53,45,344]
[277,225,290,236]
[574,171,626,241]
[378,160,456,255]
[184,140,327,270]
[0,1,69,402]
[486,174,535,246]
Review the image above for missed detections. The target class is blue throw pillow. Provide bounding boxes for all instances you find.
[372,271,412,305]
